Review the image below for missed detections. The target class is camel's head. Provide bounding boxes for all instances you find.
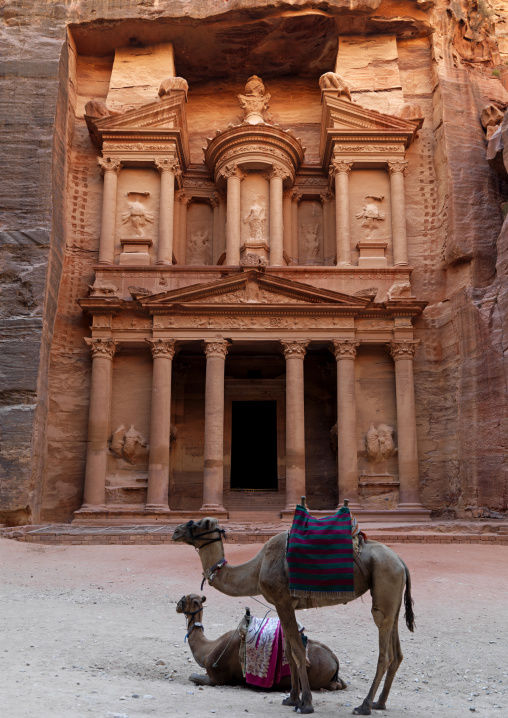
[171,517,226,548]
[176,593,206,616]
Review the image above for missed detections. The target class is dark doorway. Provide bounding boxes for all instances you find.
[230,400,278,490]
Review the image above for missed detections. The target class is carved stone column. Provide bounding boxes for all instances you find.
[210,193,221,265]
[82,337,118,508]
[281,340,309,511]
[330,160,353,266]
[290,189,301,265]
[201,339,229,511]
[97,157,121,265]
[387,161,409,266]
[283,189,292,262]
[155,158,180,265]
[266,166,287,266]
[218,191,227,260]
[223,164,245,265]
[389,340,422,509]
[331,340,361,510]
[146,339,176,511]
[176,191,191,265]
[320,189,334,265]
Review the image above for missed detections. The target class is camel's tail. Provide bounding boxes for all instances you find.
[401,560,416,632]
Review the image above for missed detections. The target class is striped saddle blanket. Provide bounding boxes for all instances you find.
[287,504,355,599]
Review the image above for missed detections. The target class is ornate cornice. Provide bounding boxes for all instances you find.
[331,339,360,359]
[203,338,229,359]
[388,340,419,360]
[97,156,122,174]
[85,337,118,359]
[146,338,176,359]
[280,339,309,358]
[387,160,409,176]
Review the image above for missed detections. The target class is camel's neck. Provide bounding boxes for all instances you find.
[185,617,218,668]
[198,541,264,597]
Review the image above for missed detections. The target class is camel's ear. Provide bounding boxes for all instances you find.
[201,596,206,603]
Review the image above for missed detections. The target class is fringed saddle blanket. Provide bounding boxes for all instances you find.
[287,504,355,599]
[242,615,291,688]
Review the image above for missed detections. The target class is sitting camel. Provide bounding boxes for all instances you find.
[176,593,346,690]
[172,517,415,715]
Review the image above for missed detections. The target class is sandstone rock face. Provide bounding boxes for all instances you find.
[1,0,508,524]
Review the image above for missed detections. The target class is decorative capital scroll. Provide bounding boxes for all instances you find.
[85,337,118,359]
[146,338,176,359]
[264,165,290,182]
[331,339,360,360]
[320,189,334,205]
[220,163,246,181]
[280,339,310,359]
[176,190,192,206]
[97,156,122,174]
[154,158,181,176]
[329,160,353,178]
[387,160,409,176]
[291,188,302,204]
[388,340,419,361]
[209,192,220,209]
[203,338,229,360]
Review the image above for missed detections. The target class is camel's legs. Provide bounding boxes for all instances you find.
[352,607,397,716]
[189,673,217,686]
[282,635,301,706]
[276,601,314,714]
[372,608,403,710]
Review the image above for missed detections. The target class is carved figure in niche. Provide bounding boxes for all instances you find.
[88,279,120,297]
[301,223,320,261]
[356,195,385,237]
[319,72,352,101]
[110,425,149,465]
[237,75,271,125]
[365,423,397,470]
[241,252,268,267]
[243,200,267,242]
[122,192,154,237]
[188,229,210,265]
[387,281,412,300]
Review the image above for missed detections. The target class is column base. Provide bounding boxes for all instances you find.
[200,503,227,513]
[76,503,107,512]
[156,260,173,266]
[337,501,362,512]
[144,503,170,512]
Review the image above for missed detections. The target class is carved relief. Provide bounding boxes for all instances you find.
[301,223,320,262]
[158,76,189,98]
[243,200,267,243]
[356,195,386,238]
[240,253,268,267]
[387,281,412,300]
[188,228,211,265]
[110,424,149,465]
[334,145,403,153]
[88,279,120,297]
[237,75,271,125]
[121,192,154,237]
[365,423,397,466]
[319,72,352,101]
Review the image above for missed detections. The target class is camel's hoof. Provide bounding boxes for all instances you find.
[352,706,371,716]
[282,697,299,707]
[294,706,314,714]
[372,701,386,710]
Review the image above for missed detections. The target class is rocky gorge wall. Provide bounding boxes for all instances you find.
[2,0,508,524]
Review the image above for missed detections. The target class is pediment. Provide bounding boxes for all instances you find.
[138,270,370,310]
[323,96,419,136]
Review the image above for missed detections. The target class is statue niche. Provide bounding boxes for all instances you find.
[119,190,155,265]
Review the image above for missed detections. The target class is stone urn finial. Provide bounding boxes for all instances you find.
[237,75,271,125]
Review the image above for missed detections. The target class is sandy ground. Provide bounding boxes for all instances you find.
[0,538,507,718]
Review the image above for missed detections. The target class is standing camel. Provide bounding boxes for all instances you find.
[176,593,346,690]
[172,517,415,715]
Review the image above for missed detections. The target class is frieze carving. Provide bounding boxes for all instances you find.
[203,339,229,359]
[103,143,177,152]
[150,314,359,330]
[97,156,122,173]
[280,339,310,358]
[331,339,360,359]
[388,340,419,360]
[85,337,118,359]
[146,338,176,359]
[334,145,404,153]
[220,145,289,166]
[237,75,271,125]
[387,160,409,176]
[329,160,353,177]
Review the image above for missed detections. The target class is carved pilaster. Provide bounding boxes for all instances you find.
[85,337,118,359]
[320,189,334,204]
[146,338,176,359]
[203,339,229,359]
[388,340,419,361]
[281,339,310,359]
[209,193,220,209]
[387,160,409,176]
[331,339,360,360]
[291,188,302,204]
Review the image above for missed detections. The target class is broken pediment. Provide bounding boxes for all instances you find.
[138,270,371,311]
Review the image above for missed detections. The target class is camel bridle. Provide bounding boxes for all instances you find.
[178,596,205,641]
[186,520,227,547]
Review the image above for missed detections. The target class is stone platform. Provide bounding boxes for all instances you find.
[2,520,508,546]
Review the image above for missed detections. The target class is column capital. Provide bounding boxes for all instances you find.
[209,192,221,209]
[220,163,246,181]
[388,339,419,361]
[203,338,229,359]
[146,338,176,359]
[154,157,181,176]
[387,160,409,176]
[97,156,122,174]
[291,188,302,204]
[264,165,290,182]
[176,190,192,206]
[329,160,353,177]
[320,188,334,205]
[85,336,118,359]
[281,339,310,359]
[331,339,360,360]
